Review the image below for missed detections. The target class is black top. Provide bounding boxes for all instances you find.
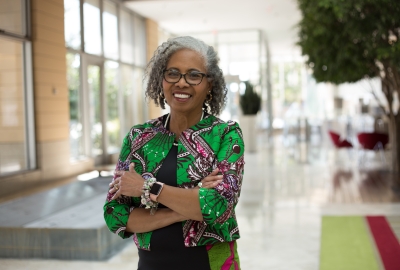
[137,116,210,270]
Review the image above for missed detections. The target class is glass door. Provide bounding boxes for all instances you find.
[83,56,120,166]
[104,61,120,155]
[87,64,103,164]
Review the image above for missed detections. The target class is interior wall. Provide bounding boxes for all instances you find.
[145,18,162,120]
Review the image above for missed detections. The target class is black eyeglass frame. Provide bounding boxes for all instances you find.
[163,69,210,86]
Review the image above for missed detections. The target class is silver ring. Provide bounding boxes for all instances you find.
[198,182,203,188]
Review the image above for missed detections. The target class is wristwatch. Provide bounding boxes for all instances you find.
[150,182,164,202]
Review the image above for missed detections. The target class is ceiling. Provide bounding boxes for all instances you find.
[123,0,303,57]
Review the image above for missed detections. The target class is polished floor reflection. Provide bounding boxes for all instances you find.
[2,132,400,269]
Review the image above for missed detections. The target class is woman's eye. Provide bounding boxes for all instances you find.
[188,73,202,79]
[167,72,180,78]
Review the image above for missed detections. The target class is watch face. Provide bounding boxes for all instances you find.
[150,183,162,195]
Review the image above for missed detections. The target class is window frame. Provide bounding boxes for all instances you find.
[0,0,36,176]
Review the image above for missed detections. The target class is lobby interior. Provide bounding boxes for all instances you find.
[0,0,399,269]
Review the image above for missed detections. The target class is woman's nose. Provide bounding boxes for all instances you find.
[175,75,189,87]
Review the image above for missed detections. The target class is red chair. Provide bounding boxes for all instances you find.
[357,132,389,167]
[357,132,389,150]
[328,130,353,167]
[328,130,353,148]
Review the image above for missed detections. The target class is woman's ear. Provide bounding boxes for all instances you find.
[207,80,213,93]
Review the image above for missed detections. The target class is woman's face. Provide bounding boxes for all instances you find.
[162,49,211,115]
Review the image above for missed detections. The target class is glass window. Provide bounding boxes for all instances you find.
[0,0,26,36]
[63,2,149,163]
[84,0,101,55]
[67,53,84,160]
[219,43,260,82]
[133,67,145,122]
[121,66,146,132]
[105,61,120,154]
[284,62,302,105]
[0,37,27,174]
[121,64,134,134]
[103,0,119,60]
[87,64,102,156]
[120,9,133,64]
[133,15,146,67]
[64,0,81,50]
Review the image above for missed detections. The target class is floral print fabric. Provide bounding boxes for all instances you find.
[103,114,245,250]
[207,241,240,270]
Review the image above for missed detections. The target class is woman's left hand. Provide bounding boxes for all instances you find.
[109,163,144,200]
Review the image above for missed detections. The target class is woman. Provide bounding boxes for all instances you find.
[104,36,245,270]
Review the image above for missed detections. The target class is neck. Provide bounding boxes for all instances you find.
[168,110,204,139]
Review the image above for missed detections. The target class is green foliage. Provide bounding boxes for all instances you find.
[296,0,400,84]
[239,81,261,115]
[67,53,80,121]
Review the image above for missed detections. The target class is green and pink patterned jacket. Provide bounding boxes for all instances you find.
[103,113,245,250]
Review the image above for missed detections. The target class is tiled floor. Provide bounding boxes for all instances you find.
[2,133,400,269]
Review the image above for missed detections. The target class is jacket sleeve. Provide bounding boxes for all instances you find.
[198,121,245,225]
[103,131,141,239]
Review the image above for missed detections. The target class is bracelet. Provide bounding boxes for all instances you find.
[141,177,158,215]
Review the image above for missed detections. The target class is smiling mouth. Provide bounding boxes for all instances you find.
[173,93,191,99]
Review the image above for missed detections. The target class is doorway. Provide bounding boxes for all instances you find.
[86,63,104,165]
[83,56,121,166]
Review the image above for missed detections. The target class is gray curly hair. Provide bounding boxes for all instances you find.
[144,36,227,116]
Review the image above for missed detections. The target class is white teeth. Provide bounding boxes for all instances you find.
[174,93,190,99]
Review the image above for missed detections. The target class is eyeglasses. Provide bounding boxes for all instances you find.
[163,69,209,85]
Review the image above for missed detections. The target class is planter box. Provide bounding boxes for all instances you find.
[239,115,257,153]
[0,177,130,260]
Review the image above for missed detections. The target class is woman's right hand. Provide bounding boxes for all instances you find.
[198,168,223,189]
[109,163,144,200]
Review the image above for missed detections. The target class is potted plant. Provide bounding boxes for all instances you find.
[239,81,261,152]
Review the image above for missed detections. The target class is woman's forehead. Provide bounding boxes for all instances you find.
[166,49,206,70]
